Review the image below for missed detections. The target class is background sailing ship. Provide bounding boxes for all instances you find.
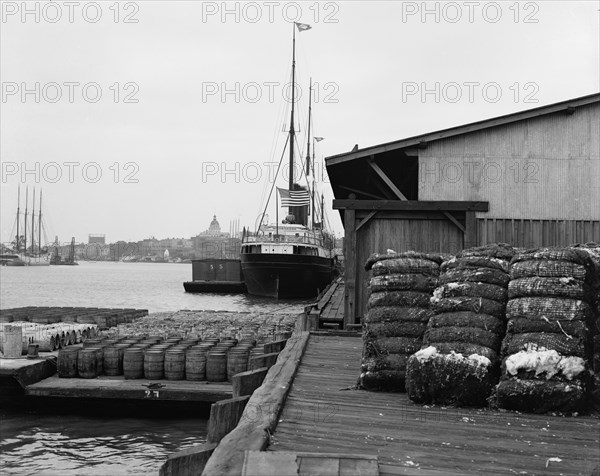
[240,23,335,298]
[4,186,51,266]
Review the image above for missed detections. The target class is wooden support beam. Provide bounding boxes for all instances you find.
[442,211,466,233]
[207,395,251,443]
[355,211,377,232]
[343,207,357,326]
[367,158,408,200]
[338,185,386,200]
[232,367,268,398]
[465,211,478,249]
[333,199,489,212]
[159,442,218,476]
[249,352,279,371]
[263,339,287,354]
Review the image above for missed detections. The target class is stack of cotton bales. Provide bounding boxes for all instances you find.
[496,247,597,413]
[359,251,445,391]
[406,244,514,406]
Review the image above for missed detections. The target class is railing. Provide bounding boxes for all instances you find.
[242,231,333,248]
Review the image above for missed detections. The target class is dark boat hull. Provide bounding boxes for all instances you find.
[240,253,334,298]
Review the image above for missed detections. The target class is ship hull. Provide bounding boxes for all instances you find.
[240,253,334,298]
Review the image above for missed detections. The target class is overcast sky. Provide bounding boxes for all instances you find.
[1,0,598,245]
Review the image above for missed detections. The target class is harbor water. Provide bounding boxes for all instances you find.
[0,261,309,475]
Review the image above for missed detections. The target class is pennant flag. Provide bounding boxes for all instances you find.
[295,22,312,32]
[278,187,310,207]
[314,137,324,142]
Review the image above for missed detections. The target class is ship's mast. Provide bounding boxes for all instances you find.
[16,185,20,252]
[31,188,36,254]
[38,189,43,255]
[24,187,28,254]
[288,23,296,217]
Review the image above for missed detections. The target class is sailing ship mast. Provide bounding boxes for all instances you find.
[16,185,20,252]
[31,188,36,254]
[24,186,28,254]
[38,189,43,255]
[288,23,297,217]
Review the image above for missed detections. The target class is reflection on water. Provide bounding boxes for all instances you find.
[0,410,207,475]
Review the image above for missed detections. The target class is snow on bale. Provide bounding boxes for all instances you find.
[406,243,514,406]
[358,251,447,392]
[495,246,598,413]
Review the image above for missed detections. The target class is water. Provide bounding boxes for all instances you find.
[0,261,309,475]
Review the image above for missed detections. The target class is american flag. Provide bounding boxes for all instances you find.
[277,188,310,207]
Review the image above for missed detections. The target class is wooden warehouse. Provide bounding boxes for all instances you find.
[326,93,600,326]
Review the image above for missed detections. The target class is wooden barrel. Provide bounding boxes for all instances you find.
[86,347,104,375]
[206,351,227,382]
[58,348,79,378]
[77,349,97,378]
[185,349,207,381]
[164,350,185,380]
[123,349,144,379]
[144,350,165,379]
[227,349,250,381]
[103,346,124,376]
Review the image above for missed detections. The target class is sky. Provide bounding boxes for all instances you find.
[1,0,599,246]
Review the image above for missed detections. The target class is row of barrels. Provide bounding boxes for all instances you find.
[0,322,99,354]
[0,307,147,328]
[57,335,263,382]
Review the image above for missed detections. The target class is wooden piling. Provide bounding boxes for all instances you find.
[206,395,251,443]
[232,368,268,398]
[249,352,279,371]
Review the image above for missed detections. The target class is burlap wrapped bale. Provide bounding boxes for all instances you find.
[502,332,588,358]
[433,282,508,303]
[430,296,505,319]
[365,251,449,270]
[495,378,587,413]
[366,306,434,324]
[508,277,589,300]
[369,273,438,293]
[510,259,588,280]
[456,243,516,261]
[425,326,501,350]
[510,247,592,267]
[366,321,428,338]
[428,342,499,363]
[406,347,497,406]
[429,312,504,335]
[506,318,588,339]
[439,267,510,287]
[368,291,432,309]
[371,258,441,277]
[441,256,509,273]
[506,297,594,322]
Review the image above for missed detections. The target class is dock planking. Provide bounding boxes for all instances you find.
[319,279,345,324]
[25,375,232,403]
[269,335,600,475]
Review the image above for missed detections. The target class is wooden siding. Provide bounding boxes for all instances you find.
[477,218,600,248]
[418,102,600,220]
[355,214,463,319]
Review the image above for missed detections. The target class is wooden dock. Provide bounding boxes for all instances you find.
[26,375,232,403]
[267,335,600,476]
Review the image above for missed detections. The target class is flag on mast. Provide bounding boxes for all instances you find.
[277,188,310,207]
[314,137,324,142]
[295,22,312,32]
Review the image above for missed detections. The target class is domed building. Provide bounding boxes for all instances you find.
[194,215,237,258]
